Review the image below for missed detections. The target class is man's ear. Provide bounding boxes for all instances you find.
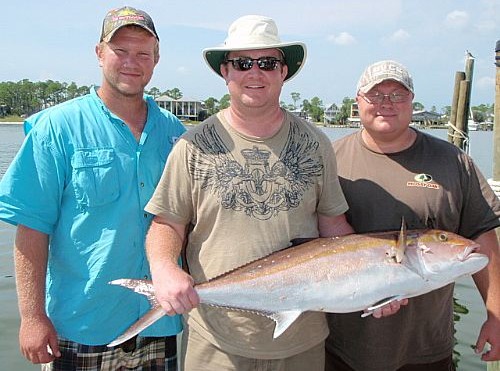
[95,44,104,67]
[281,64,288,82]
[220,64,229,84]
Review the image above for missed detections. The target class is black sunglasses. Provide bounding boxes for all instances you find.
[224,57,284,71]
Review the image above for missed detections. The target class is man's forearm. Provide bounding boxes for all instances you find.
[146,216,186,278]
[14,225,49,318]
[472,229,500,318]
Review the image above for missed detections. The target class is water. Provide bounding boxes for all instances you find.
[0,123,494,370]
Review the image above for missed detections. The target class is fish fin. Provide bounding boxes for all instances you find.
[109,279,157,306]
[269,310,303,338]
[361,295,406,317]
[107,306,165,347]
[396,217,407,263]
[387,218,407,263]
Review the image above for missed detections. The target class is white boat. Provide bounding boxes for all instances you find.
[468,120,478,131]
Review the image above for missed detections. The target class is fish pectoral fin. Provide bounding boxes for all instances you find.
[107,306,166,347]
[268,310,303,339]
[361,295,405,318]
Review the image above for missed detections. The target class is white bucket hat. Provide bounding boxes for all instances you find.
[203,15,307,82]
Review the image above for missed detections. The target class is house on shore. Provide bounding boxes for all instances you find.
[323,103,340,125]
[155,95,207,121]
[289,109,312,122]
[347,102,361,127]
[411,110,443,127]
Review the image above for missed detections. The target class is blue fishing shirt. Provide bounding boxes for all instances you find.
[0,87,185,344]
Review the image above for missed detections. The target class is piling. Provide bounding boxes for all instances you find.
[448,72,465,143]
[448,53,475,152]
[487,39,500,371]
[493,40,500,181]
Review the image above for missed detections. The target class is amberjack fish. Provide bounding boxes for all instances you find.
[107,227,488,347]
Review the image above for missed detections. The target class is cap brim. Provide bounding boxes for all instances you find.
[203,42,306,82]
[359,78,414,94]
[101,23,159,42]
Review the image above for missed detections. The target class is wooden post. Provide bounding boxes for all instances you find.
[493,40,500,180]
[453,80,470,150]
[486,39,500,371]
[448,72,465,143]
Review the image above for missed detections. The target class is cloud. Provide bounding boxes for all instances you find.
[444,10,469,29]
[327,32,356,46]
[389,29,410,42]
[476,76,495,90]
[475,19,497,32]
[177,66,189,74]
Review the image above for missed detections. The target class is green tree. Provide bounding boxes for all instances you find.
[204,97,219,115]
[471,103,493,123]
[307,96,324,122]
[0,79,89,116]
[338,97,355,125]
[165,88,183,100]
[412,101,424,111]
[290,92,301,110]
[218,94,231,111]
[66,82,80,100]
[147,87,162,98]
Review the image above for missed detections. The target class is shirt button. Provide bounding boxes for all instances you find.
[143,213,148,218]
[140,182,145,187]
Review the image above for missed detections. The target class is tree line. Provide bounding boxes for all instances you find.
[0,79,494,124]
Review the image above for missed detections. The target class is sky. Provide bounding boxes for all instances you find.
[1,0,499,112]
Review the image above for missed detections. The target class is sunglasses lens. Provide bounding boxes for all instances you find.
[257,58,279,71]
[228,57,281,71]
[235,58,253,71]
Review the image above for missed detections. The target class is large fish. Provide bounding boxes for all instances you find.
[107,226,488,347]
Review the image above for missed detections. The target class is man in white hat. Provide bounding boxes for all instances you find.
[144,15,353,370]
[325,60,500,370]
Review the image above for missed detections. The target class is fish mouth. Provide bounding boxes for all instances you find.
[456,244,481,262]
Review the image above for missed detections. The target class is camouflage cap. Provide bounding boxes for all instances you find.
[357,60,414,94]
[100,6,159,42]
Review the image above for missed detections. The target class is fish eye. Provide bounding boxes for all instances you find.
[438,233,448,242]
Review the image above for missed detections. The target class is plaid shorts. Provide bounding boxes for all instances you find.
[41,335,177,371]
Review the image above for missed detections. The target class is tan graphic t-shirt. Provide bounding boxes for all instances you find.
[146,111,348,358]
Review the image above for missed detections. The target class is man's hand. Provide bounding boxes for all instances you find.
[153,262,200,316]
[475,316,500,361]
[19,314,60,364]
[370,298,409,318]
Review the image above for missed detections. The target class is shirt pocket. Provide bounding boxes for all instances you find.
[71,148,120,208]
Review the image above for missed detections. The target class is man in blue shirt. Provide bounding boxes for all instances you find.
[0,6,184,370]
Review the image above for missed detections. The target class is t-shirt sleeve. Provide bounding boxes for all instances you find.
[145,137,193,225]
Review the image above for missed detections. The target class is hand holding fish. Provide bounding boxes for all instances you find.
[370,298,409,318]
[153,261,199,315]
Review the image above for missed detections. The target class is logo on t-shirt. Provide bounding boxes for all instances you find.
[407,173,440,189]
[190,121,323,220]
